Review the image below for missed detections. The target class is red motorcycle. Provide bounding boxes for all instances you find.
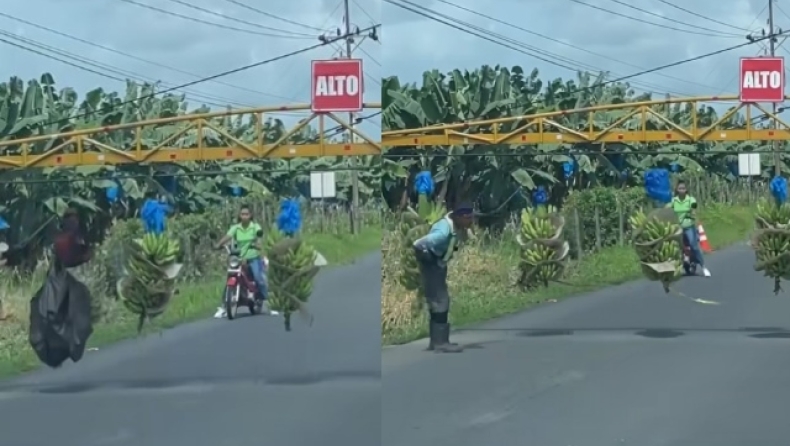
[223,239,267,320]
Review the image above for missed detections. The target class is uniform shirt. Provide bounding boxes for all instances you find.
[227,222,263,260]
[668,195,697,229]
[413,214,457,264]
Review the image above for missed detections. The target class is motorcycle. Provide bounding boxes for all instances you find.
[222,230,267,320]
[682,232,699,276]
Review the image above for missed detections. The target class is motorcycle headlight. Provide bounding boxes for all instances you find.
[229,256,241,268]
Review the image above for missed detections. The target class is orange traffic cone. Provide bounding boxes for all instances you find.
[698,222,712,253]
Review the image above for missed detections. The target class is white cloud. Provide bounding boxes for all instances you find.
[383,0,779,102]
[0,0,381,133]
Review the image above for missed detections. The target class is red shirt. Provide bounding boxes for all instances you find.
[53,231,89,268]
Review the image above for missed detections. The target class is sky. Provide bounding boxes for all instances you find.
[384,0,782,104]
[0,0,381,136]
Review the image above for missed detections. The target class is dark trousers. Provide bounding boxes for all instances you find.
[417,258,450,314]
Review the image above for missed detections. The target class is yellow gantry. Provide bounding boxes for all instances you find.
[0,103,381,169]
[382,96,790,147]
[3,96,790,169]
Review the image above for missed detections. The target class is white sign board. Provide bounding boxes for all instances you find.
[737,153,761,176]
[310,172,337,198]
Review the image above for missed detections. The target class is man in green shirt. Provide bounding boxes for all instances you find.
[668,180,711,277]
[214,205,274,316]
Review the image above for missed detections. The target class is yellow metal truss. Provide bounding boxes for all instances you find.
[0,103,381,169]
[381,96,790,147]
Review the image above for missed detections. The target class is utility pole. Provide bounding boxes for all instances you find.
[344,0,360,235]
[768,0,782,176]
[320,2,377,234]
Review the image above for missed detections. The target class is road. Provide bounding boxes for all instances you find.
[383,243,790,446]
[0,253,381,446]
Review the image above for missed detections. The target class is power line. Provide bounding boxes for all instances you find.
[117,0,314,39]
[357,45,380,66]
[163,0,317,37]
[650,0,755,32]
[351,0,378,24]
[0,12,300,103]
[6,25,380,132]
[0,30,255,110]
[567,0,743,38]
[602,0,744,36]
[388,0,783,95]
[388,0,693,96]
[221,0,327,32]
[432,0,732,95]
[263,0,346,101]
[0,36,125,83]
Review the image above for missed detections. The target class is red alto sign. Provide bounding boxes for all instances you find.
[311,59,364,113]
[740,57,785,102]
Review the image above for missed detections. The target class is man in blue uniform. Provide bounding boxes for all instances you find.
[413,203,475,353]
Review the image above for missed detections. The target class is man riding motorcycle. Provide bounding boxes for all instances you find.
[667,180,711,277]
[214,205,277,317]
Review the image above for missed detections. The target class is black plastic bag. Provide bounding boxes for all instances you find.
[28,264,94,368]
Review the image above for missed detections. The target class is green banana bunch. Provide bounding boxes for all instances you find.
[119,232,183,332]
[517,206,569,289]
[630,209,683,291]
[753,198,790,294]
[264,230,320,331]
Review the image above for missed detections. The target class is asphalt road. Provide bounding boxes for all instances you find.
[383,243,790,446]
[0,252,381,446]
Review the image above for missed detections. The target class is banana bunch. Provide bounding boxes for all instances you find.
[264,230,320,331]
[752,198,790,294]
[516,205,569,289]
[118,232,183,332]
[629,208,683,292]
[397,195,447,314]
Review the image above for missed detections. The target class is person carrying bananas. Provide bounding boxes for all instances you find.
[413,202,475,353]
[214,204,276,316]
[667,180,711,277]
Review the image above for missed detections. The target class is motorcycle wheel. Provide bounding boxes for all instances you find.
[248,292,259,315]
[225,286,239,320]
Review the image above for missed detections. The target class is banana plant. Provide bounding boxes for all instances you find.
[382,64,780,213]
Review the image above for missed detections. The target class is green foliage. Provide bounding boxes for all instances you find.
[381,65,777,216]
[563,187,645,254]
[0,74,381,267]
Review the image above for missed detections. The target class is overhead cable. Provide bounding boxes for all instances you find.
[602,0,745,36]
[0,11,299,102]
[9,24,380,131]
[432,0,733,94]
[163,0,317,37]
[568,0,743,38]
[650,0,755,32]
[222,0,327,31]
[117,0,315,39]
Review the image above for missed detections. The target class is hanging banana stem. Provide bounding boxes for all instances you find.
[630,208,684,291]
[516,206,570,289]
[118,232,183,333]
[264,232,319,332]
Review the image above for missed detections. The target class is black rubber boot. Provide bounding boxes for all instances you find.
[430,321,463,353]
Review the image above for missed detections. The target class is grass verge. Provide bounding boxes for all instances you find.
[0,226,381,378]
[382,204,755,345]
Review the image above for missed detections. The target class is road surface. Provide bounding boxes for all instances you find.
[0,253,381,446]
[383,243,790,446]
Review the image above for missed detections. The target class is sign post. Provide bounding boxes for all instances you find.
[739,57,785,103]
[311,59,364,113]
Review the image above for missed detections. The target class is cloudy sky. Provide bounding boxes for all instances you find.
[0,0,381,135]
[384,0,781,103]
